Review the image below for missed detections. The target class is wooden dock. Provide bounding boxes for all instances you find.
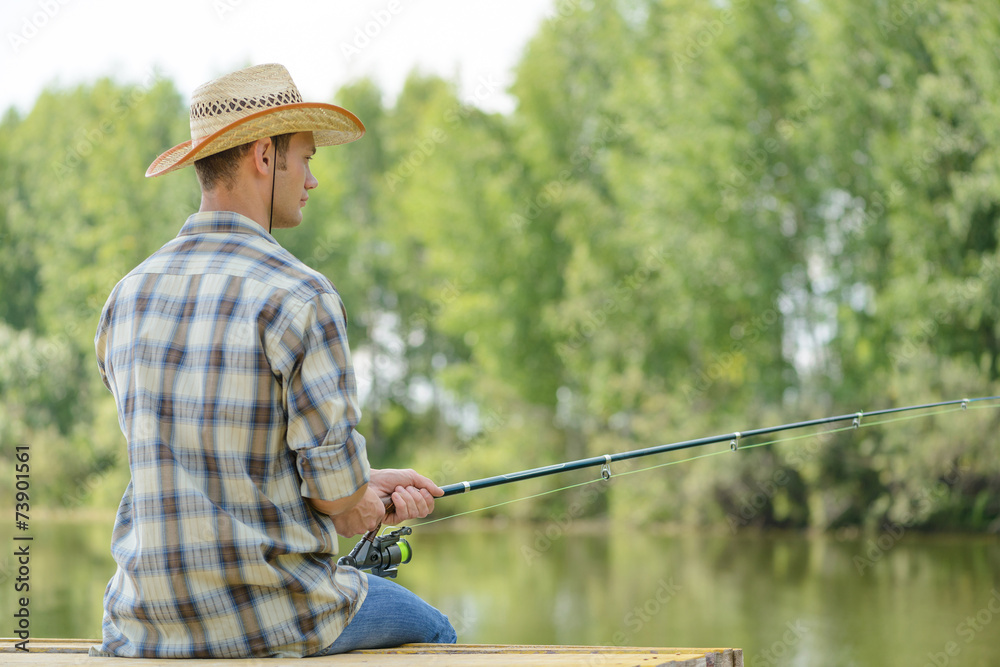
[3,638,743,666]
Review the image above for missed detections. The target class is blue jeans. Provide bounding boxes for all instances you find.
[314,574,457,655]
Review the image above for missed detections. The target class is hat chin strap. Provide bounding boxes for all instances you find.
[267,139,277,234]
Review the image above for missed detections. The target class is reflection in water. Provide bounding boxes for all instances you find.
[403,525,1000,666]
[8,517,999,665]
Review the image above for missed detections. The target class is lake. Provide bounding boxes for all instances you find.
[3,514,999,665]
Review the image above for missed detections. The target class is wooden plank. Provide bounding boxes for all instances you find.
[2,656,707,667]
[1,638,742,667]
[354,644,742,665]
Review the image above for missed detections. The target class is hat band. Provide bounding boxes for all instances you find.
[190,88,304,121]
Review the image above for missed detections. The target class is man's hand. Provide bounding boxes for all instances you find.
[324,485,385,537]
[324,468,443,537]
[371,468,443,525]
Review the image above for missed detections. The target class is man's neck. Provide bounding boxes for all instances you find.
[199,186,269,231]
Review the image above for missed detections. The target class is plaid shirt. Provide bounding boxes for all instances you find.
[93,211,371,658]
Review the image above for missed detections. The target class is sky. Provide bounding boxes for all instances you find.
[0,0,557,116]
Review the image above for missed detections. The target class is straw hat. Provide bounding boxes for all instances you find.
[146,64,364,177]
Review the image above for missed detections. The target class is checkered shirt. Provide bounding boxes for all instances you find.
[93,211,370,658]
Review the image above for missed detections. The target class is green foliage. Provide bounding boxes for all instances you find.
[1,0,997,531]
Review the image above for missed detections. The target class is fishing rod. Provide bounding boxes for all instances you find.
[338,396,999,577]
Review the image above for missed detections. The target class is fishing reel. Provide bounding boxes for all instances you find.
[337,526,413,579]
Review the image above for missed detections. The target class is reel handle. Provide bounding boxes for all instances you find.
[336,500,413,578]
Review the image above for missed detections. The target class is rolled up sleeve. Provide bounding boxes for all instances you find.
[281,293,370,502]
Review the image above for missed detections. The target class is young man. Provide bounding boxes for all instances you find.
[93,64,455,658]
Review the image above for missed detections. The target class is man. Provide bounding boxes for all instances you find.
[93,64,456,658]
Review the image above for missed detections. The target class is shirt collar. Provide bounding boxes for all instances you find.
[176,211,279,245]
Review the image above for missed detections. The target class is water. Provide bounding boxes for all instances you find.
[3,515,999,665]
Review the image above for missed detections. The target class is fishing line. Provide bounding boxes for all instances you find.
[410,399,1000,528]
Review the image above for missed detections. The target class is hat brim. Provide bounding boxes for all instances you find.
[146,102,365,177]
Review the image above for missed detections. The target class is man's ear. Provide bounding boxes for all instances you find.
[251,137,274,177]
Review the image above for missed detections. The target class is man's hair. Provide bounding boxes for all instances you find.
[194,133,293,191]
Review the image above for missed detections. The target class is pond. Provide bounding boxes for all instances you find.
[3,514,998,665]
